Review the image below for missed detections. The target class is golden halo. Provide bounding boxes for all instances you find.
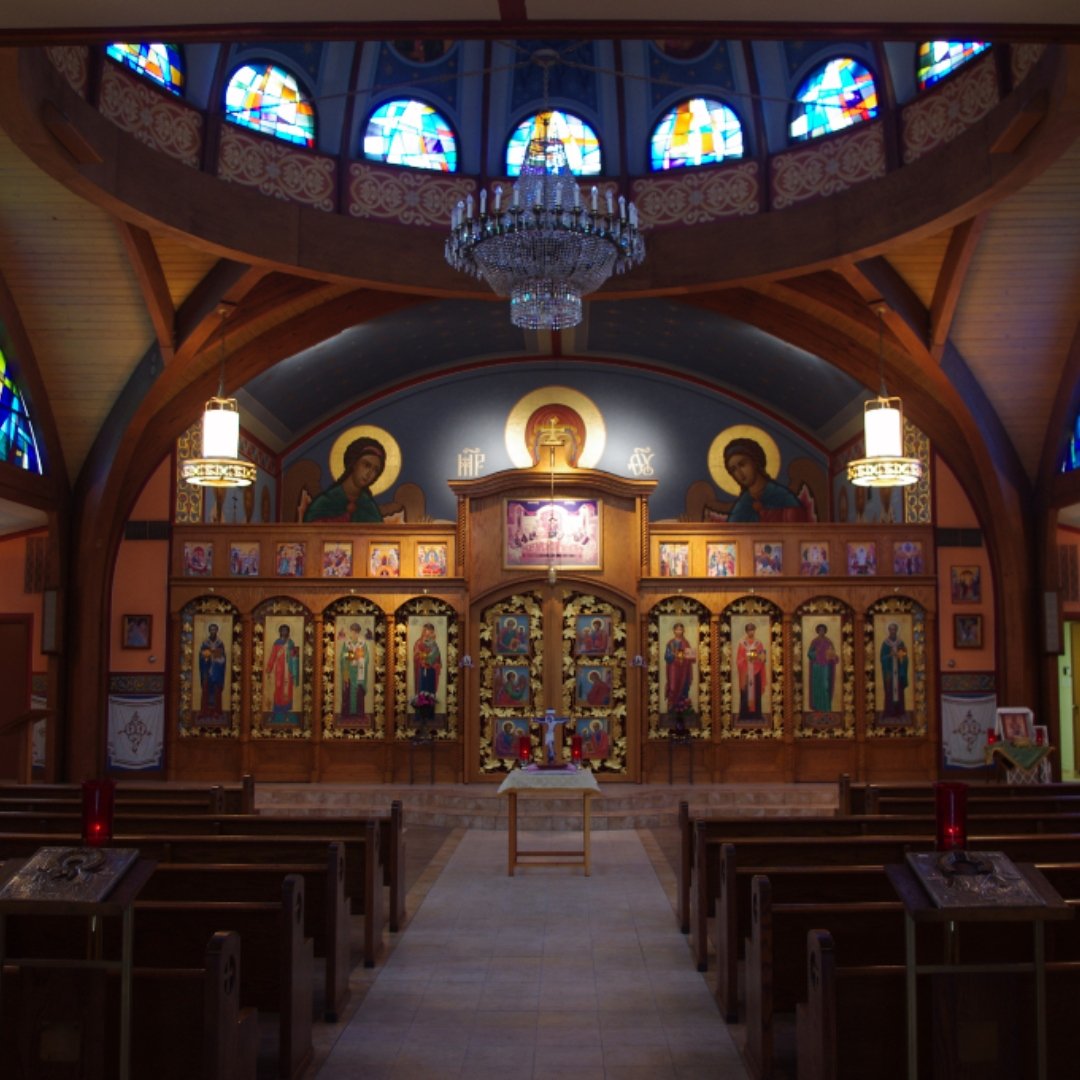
[328,425,401,497]
[708,425,782,497]
[505,386,605,468]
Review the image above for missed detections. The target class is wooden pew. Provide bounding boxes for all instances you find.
[0,780,244,814]
[0,812,388,967]
[847,780,1080,816]
[0,930,259,1080]
[0,829,387,969]
[711,843,897,1021]
[141,840,350,1021]
[797,928,1080,1080]
[744,874,908,1080]
[2,874,313,1080]
[689,824,1080,973]
[0,797,403,927]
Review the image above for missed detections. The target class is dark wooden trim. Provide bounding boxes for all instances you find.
[929,213,986,362]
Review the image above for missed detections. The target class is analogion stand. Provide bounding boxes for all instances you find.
[497,769,601,876]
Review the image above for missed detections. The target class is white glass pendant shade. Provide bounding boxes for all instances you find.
[202,397,240,458]
[863,397,903,458]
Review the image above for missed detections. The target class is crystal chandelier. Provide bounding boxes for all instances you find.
[847,304,923,488]
[181,304,257,488]
[445,116,644,331]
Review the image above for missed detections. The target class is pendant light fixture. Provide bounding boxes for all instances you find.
[847,303,923,488]
[181,303,257,488]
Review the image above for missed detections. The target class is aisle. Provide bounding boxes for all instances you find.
[315,828,749,1079]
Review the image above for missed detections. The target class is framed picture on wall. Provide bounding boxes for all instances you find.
[951,565,982,603]
[369,543,400,577]
[503,498,601,570]
[706,542,737,577]
[893,541,924,575]
[417,543,448,577]
[121,614,151,649]
[953,613,983,649]
[322,541,353,577]
[275,541,306,576]
[183,542,213,577]
[754,542,782,575]
[800,541,829,576]
[229,541,259,576]
[847,542,877,576]
[495,614,530,655]
[659,542,689,576]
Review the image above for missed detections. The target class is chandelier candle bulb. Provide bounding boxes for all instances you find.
[479,189,487,215]
[591,185,598,211]
[494,185,502,212]
[466,194,474,219]
[573,184,580,208]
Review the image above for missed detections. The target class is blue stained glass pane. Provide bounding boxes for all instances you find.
[106,43,184,95]
[789,57,878,142]
[363,99,458,172]
[650,97,744,171]
[917,41,990,90]
[224,64,316,147]
[0,348,43,474]
[505,111,601,177]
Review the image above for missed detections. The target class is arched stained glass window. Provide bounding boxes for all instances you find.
[224,63,315,148]
[105,43,184,95]
[789,57,878,142]
[506,110,601,177]
[363,99,458,172]
[650,97,744,171]
[917,41,990,90]
[0,348,43,474]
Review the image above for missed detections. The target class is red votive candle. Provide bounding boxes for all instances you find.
[987,730,998,744]
[1036,728,1045,746]
[571,735,583,762]
[81,779,115,847]
[518,735,531,763]
[934,781,967,852]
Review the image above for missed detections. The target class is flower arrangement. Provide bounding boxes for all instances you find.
[412,691,436,709]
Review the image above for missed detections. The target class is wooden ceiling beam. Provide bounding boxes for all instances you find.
[116,221,176,365]
[928,214,987,363]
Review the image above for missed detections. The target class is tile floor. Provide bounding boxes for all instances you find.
[310,828,749,1079]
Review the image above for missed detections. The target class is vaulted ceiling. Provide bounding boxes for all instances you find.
[0,14,1078,544]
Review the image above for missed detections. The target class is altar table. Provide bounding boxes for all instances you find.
[497,768,601,876]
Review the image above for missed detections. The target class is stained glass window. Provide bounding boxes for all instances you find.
[650,97,744,171]
[363,99,458,172]
[105,43,184,95]
[506,110,602,177]
[917,41,990,90]
[224,63,315,148]
[0,348,43,474]
[789,57,878,142]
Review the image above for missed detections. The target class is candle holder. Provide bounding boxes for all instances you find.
[518,734,531,766]
[81,779,116,847]
[934,780,968,852]
[571,735,583,763]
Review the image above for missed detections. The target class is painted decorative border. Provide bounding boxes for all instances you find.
[321,596,387,740]
[719,595,783,739]
[791,597,856,739]
[46,46,89,97]
[250,597,315,739]
[178,595,242,738]
[561,592,628,774]
[218,124,336,212]
[348,161,476,226]
[902,53,998,164]
[631,160,760,225]
[394,595,460,740]
[647,595,712,740]
[1011,43,1046,86]
[770,124,885,210]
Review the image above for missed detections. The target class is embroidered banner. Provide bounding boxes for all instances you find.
[107,694,165,770]
[941,693,997,768]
